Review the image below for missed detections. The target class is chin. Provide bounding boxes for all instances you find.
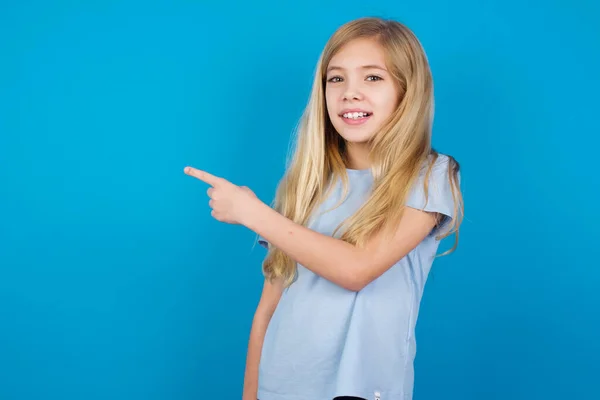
[336,129,375,144]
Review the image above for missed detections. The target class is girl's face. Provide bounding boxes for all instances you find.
[325,37,400,145]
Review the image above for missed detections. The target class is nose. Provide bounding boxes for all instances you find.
[342,80,363,101]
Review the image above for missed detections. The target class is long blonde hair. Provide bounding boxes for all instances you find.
[261,17,463,287]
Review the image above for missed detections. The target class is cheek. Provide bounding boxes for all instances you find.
[325,91,338,118]
[325,88,335,104]
[375,88,399,117]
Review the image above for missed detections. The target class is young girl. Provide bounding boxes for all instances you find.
[185,16,463,400]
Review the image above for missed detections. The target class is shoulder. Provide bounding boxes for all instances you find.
[406,152,461,227]
[411,152,457,192]
[421,153,454,175]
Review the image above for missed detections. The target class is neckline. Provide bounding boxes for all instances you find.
[345,167,371,176]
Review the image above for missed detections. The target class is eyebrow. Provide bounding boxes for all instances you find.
[326,64,388,73]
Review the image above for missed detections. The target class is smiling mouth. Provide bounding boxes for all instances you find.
[341,111,372,120]
[340,111,372,125]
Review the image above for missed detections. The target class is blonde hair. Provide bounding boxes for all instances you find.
[261,17,464,287]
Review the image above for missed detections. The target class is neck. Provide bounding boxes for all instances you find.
[345,142,371,170]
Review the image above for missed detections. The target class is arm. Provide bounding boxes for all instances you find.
[244,200,439,292]
[242,277,284,400]
[181,166,440,291]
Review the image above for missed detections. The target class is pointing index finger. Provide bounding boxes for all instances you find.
[184,166,222,186]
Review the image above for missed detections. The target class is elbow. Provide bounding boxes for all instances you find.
[343,263,371,292]
[343,255,389,292]
[334,248,375,292]
[345,280,366,292]
[344,275,370,292]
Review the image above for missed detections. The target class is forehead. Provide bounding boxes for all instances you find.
[328,37,387,69]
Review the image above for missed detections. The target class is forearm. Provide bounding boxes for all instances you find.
[244,200,364,291]
[243,312,269,399]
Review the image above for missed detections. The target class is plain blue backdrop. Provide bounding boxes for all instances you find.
[1,1,598,399]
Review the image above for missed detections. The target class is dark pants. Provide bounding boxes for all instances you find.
[334,397,367,400]
[260,396,366,400]
[260,397,366,400]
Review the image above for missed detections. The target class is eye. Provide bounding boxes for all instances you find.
[327,76,343,83]
[366,75,383,81]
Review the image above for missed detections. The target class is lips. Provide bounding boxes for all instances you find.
[340,110,372,125]
[339,109,372,118]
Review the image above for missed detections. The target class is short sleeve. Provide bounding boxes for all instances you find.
[405,154,460,236]
[257,235,269,249]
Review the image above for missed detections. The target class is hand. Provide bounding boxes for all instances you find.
[184,166,259,225]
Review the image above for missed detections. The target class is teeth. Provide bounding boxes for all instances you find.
[343,112,370,119]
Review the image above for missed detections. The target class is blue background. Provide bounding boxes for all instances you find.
[1,1,598,399]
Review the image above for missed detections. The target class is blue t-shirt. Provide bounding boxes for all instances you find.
[257,154,458,400]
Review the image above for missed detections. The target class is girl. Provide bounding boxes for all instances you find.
[185,16,463,400]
